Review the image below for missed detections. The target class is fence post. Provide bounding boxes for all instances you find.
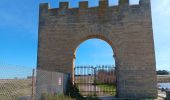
[32,69,35,100]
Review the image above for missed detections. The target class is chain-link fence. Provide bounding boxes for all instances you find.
[0,64,70,100]
[36,69,69,100]
[0,64,35,100]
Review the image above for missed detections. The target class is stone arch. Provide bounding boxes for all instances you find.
[73,34,116,58]
[72,34,118,83]
[37,0,157,99]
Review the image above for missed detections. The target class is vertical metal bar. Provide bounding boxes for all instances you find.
[74,67,75,84]
[85,66,87,94]
[88,66,89,95]
[94,67,97,96]
[115,65,118,97]
[31,69,35,100]
[91,67,93,95]
[115,66,117,96]
[110,66,111,94]
[107,66,109,95]
[105,66,106,95]
[81,66,83,94]
[87,66,89,96]
[79,66,80,84]
[51,70,53,94]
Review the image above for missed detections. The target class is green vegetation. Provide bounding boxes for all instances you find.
[157,70,169,75]
[97,84,116,95]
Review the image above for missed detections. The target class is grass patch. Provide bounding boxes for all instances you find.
[97,84,116,96]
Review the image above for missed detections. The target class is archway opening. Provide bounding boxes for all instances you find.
[73,38,117,97]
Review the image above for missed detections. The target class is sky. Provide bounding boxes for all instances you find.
[0,0,170,75]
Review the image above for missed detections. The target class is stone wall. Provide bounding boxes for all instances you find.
[37,0,157,99]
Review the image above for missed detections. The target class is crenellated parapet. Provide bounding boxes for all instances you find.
[39,0,151,17]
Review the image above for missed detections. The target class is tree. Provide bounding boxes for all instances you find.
[157,70,169,75]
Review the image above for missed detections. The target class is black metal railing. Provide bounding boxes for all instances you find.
[74,65,116,96]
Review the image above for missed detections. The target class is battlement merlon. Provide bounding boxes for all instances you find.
[39,0,151,16]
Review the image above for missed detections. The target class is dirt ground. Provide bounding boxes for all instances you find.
[0,79,33,100]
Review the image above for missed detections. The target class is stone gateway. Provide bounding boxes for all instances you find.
[37,0,157,99]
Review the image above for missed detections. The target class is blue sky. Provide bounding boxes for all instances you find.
[0,0,170,73]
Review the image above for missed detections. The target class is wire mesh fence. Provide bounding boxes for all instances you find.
[0,64,116,100]
[36,69,69,100]
[0,64,35,100]
[0,64,70,100]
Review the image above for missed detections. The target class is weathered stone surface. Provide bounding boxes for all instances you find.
[37,0,157,99]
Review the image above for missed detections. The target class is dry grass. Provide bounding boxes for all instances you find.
[0,79,32,100]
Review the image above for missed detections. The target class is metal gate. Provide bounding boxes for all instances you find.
[74,66,116,96]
